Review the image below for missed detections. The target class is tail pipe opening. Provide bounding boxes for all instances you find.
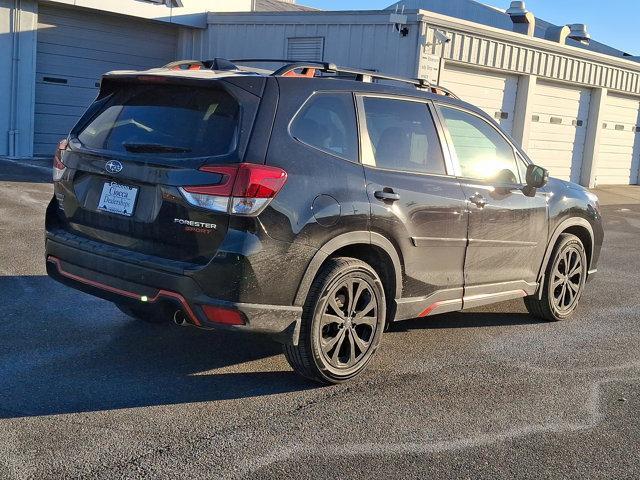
[173,310,193,327]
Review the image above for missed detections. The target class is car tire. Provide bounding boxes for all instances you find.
[115,303,172,324]
[525,233,588,322]
[284,257,386,384]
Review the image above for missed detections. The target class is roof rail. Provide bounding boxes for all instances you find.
[163,58,238,71]
[232,59,458,99]
[162,58,458,99]
[232,59,335,69]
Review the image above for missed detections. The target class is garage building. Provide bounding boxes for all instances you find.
[187,0,640,187]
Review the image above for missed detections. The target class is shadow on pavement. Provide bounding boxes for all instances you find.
[1,275,545,419]
[0,275,316,419]
[0,158,52,184]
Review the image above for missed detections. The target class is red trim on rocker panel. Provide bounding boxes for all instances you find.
[419,302,442,318]
[418,289,528,318]
[47,256,201,326]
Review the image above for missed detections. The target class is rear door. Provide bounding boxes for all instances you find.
[356,94,468,318]
[54,77,263,265]
[436,103,548,305]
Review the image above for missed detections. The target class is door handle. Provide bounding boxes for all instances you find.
[469,193,487,208]
[374,189,401,202]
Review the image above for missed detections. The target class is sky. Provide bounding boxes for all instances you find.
[300,0,640,55]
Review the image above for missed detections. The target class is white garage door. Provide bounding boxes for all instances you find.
[440,64,518,135]
[527,81,591,183]
[596,94,640,185]
[34,5,178,155]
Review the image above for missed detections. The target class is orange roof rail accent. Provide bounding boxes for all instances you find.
[283,68,316,78]
[164,60,206,71]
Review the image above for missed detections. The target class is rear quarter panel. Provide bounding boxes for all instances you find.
[260,78,371,248]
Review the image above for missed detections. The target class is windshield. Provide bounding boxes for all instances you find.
[77,84,239,158]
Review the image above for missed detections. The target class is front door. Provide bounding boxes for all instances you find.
[357,95,468,319]
[437,104,548,305]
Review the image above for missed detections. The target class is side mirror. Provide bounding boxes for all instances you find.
[526,164,549,189]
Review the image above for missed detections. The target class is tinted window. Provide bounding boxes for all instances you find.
[362,97,445,175]
[291,92,358,162]
[77,85,239,158]
[440,106,519,183]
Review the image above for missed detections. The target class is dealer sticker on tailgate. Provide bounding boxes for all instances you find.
[98,181,139,217]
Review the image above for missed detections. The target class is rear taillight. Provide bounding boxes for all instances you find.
[179,163,287,216]
[53,139,69,182]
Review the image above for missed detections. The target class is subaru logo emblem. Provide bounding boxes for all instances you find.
[105,160,123,174]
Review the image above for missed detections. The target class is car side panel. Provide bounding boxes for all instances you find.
[541,178,604,274]
[260,79,371,249]
[459,184,549,287]
[364,170,468,299]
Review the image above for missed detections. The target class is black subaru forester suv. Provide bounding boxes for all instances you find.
[46,59,603,384]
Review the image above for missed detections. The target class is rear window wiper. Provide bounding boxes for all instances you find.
[122,142,192,153]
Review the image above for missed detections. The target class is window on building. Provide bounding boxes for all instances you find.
[362,97,446,175]
[440,106,520,183]
[290,92,358,162]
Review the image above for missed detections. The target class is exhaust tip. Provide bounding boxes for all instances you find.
[173,310,191,327]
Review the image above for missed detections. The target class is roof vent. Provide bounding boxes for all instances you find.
[506,1,527,17]
[506,1,535,37]
[545,25,570,44]
[568,24,591,45]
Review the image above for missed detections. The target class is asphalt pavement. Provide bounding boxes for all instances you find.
[1,157,639,479]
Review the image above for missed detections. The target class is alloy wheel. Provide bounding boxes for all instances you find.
[551,246,584,313]
[318,278,379,369]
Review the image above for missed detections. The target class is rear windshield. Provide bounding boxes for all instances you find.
[76,84,239,158]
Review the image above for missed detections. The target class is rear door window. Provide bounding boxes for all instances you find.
[290,92,358,162]
[76,84,239,158]
[361,97,446,175]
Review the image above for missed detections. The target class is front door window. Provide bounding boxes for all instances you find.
[440,106,521,184]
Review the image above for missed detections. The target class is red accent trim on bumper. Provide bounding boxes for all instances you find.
[47,256,201,326]
[201,304,246,326]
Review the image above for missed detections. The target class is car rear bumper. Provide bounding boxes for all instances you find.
[45,237,302,344]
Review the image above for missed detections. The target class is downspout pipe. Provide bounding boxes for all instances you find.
[8,0,21,158]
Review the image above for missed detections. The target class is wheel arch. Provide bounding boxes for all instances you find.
[538,217,595,283]
[294,232,403,308]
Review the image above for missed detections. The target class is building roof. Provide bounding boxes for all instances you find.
[253,0,316,12]
[386,0,638,60]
